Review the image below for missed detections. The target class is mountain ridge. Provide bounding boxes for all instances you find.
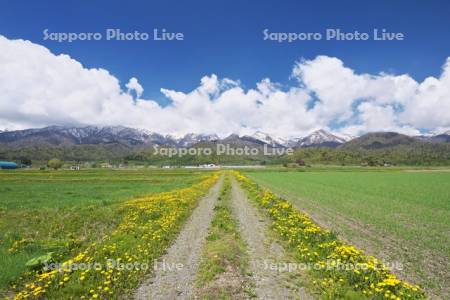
[1,126,449,164]
[1,126,449,150]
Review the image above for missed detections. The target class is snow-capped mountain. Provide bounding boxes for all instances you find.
[0,126,218,148]
[2,126,450,151]
[238,130,351,148]
[176,133,219,147]
[296,129,348,148]
[242,131,288,147]
[0,126,352,149]
[335,133,356,142]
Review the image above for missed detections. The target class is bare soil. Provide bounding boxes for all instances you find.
[134,177,223,300]
[229,178,313,300]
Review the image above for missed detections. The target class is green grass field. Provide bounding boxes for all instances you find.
[0,169,206,292]
[2,167,449,298]
[246,169,450,297]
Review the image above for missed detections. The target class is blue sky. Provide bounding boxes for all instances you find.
[1,0,449,101]
[0,0,449,136]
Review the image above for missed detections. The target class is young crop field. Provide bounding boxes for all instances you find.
[245,169,450,298]
[0,169,209,295]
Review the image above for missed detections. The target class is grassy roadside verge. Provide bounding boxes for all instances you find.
[195,176,253,299]
[233,171,426,300]
[8,173,219,299]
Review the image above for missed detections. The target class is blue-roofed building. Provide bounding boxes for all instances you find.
[0,161,18,169]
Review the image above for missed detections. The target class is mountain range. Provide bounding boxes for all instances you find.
[0,125,449,162]
[0,126,450,148]
[0,126,359,149]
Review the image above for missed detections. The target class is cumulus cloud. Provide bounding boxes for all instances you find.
[292,56,418,123]
[400,58,450,129]
[292,55,450,135]
[0,35,449,137]
[125,77,143,98]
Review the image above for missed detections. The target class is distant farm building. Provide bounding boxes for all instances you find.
[0,161,18,169]
[184,164,219,169]
[202,164,218,168]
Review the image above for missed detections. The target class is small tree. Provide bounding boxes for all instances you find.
[295,158,306,166]
[48,158,62,170]
[20,157,32,167]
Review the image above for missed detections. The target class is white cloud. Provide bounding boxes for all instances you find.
[0,35,449,137]
[400,58,450,130]
[338,102,420,136]
[292,55,450,135]
[125,77,143,98]
[291,56,418,124]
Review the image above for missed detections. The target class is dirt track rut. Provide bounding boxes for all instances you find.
[230,178,312,300]
[134,177,223,300]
